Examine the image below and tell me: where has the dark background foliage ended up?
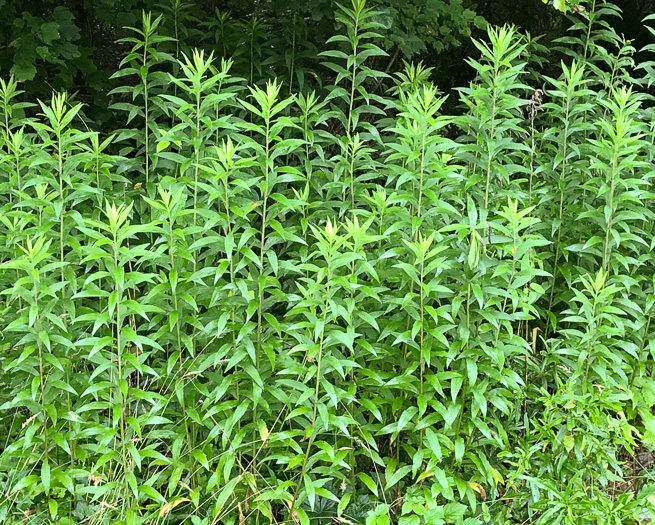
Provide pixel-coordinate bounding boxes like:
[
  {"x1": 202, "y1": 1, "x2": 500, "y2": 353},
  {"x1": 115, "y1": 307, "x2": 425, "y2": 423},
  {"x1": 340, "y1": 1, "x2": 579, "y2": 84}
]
[
  {"x1": 2, "y1": 0, "x2": 650, "y2": 124},
  {"x1": 0, "y1": 1, "x2": 557, "y2": 119},
  {"x1": 6, "y1": 0, "x2": 653, "y2": 129}
]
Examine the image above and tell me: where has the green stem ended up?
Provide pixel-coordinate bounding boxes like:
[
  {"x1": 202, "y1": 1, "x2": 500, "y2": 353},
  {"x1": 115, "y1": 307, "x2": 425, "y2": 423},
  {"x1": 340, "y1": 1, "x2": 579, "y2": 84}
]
[
  {"x1": 33, "y1": 286, "x2": 48, "y2": 459},
  {"x1": 113, "y1": 236, "x2": 130, "y2": 505},
  {"x1": 602, "y1": 155, "x2": 617, "y2": 271},
  {"x1": 143, "y1": 45, "x2": 150, "y2": 184},
  {"x1": 545, "y1": 101, "x2": 571, "y2": 337},
  {"x1": 253, "y1": 118, "x2": 271, "y2": 474},
  {"x1": 346, "y1": 15, "x2": 359, "y2": 137},
  {"x1": 289, "y1": 259, "x2": 332, "y2": 514}
]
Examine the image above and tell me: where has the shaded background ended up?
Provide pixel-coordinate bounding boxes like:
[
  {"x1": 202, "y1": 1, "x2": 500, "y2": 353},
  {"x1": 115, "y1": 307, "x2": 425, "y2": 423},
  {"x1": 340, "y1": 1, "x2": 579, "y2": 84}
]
[{"x1": 1, "y1": 0, "x2": 651, "y2": 125}]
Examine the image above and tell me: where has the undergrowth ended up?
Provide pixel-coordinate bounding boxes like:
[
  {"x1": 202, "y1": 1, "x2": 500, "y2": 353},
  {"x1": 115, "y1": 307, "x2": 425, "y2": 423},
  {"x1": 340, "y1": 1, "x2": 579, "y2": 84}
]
[{"x1": 1, "y1": 1, "x2": 655, "y2": 524}]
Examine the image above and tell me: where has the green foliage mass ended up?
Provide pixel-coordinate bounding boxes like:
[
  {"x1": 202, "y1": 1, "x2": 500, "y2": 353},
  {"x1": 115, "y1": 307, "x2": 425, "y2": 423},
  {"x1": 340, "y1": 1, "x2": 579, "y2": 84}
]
[
  {"x1": 0, "y1": 0, "x2": 486, "y2": 126},
  {"x1": 1, "y1": 1, "x2": 655, "y2": 524}
]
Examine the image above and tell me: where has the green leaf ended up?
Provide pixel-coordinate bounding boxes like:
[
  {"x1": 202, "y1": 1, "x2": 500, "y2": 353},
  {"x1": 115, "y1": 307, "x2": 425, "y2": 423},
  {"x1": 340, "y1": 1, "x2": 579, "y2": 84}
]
[
  {"x1": 193, "y1": 449, "x2": 209, "y2": 470},
  {"x1": 215, "y1": 476, "x2": 240, "y2": 516},
  {"x1": 455, "y1": 438, "x2": 465, "y2": 463},
  {"x1": 425, "y1": 428, "x2": 443, "y2": 461},
  {"x1": 385, "y1": 465, "x2": 412, "y2": 490},
  {"x1": 11, "y1": 62, "x2": 37, "y2": 81},
  {"x1": 41, "y1": 460, "x2": 51, "y2": 493},
  {"x1": 139, "y1": 484, "x2": 166, "y2": 504},
  {"x1": 358, "y1": 472, "x2": 379, "y2": 497}
]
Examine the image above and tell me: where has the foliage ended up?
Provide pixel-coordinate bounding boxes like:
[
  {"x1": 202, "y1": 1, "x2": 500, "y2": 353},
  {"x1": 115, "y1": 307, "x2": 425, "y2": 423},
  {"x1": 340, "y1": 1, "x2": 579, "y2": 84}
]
[
  {"x1": 0, "y1": 1, "x2": 655, "y2": 524},
  {"x1": 0, "y1": 0, "x2": 488, "y2": 126}
]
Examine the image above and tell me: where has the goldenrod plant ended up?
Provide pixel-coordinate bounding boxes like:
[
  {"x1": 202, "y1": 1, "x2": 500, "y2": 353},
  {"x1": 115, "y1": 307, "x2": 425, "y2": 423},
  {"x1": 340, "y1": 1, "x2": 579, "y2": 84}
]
[{"x1": 0, "y1": 1, "x2": 655, "y2": 525}]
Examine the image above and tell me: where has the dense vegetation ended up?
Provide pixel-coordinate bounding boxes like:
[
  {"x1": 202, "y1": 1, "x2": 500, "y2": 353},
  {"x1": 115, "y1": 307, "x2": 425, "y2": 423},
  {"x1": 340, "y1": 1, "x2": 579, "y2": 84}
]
[
  {"x1": 1, "y1": 0, "x2": 655, "y2": 524},
  {"x1": 0, "y1": 0, "x2": 589, "y2": 127}
]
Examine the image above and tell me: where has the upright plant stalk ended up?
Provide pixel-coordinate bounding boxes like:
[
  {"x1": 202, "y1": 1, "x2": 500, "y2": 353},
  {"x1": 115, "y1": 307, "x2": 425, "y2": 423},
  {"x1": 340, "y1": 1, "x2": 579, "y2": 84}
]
[
  {"x1": 544, "y1": 61, "x2": 589, "y2": 334},
  {"x1": 240, "y1": 79, "x2": 294, "y2": 476},
  {"x1": 32, "y1": 94, "x2": 83, "y2": 304},
  {"x1": 320, "y1": 0, "x2": 387, "y2": 138},
  {"x1": 457, "y1": 25, "x2": 527, "y2": 211},
  {"x1": 288, "y1": 219, "x2": 343, "y2": 517},
  {"x1": 111, "y1": 12, "x2": 173, "y2": 185}
]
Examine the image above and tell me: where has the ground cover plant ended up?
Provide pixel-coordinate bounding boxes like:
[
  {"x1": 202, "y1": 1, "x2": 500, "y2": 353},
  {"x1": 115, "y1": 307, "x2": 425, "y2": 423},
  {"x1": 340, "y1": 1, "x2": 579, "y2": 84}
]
[{"x1": 1, "y1": 1, "x2": 655, "y2": 524}]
